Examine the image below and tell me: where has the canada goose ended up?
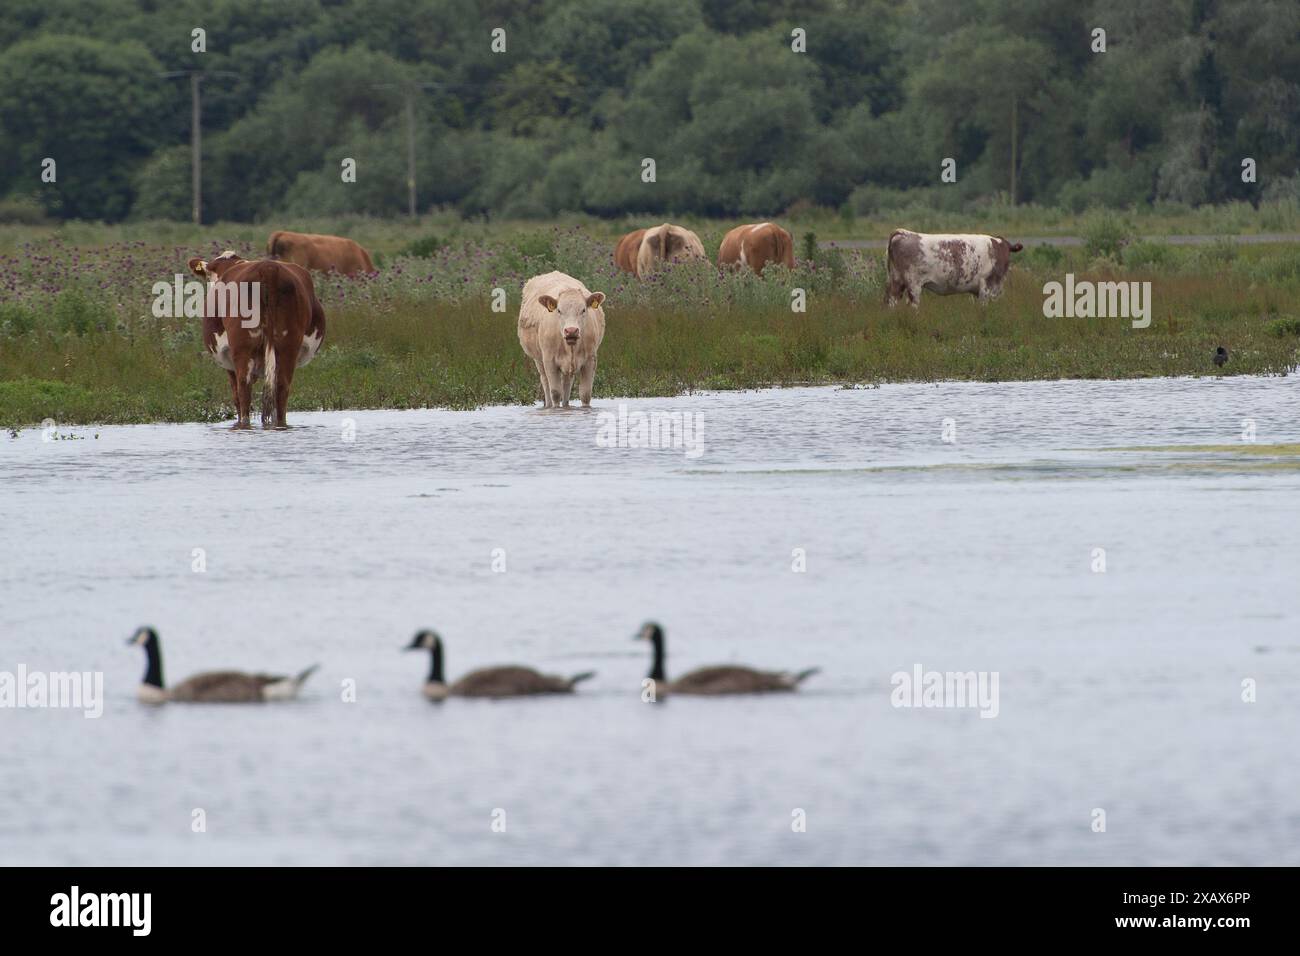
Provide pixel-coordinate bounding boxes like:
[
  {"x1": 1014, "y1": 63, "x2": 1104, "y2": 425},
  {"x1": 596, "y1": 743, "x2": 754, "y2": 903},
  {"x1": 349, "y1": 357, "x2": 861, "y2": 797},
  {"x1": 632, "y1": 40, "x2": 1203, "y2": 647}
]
[
  {"x1": 635, "y1": 621, "x2": 818, "y2": 696},
  {"x1": 404, "y1": 630, "x2": 595, "y2": 700},
  {"x1": 1214, "y1": 346, "x2": 1229, "y2": 368},
  {"x1": 127, "y1": 626, "x2": 318, "y2": 704}
]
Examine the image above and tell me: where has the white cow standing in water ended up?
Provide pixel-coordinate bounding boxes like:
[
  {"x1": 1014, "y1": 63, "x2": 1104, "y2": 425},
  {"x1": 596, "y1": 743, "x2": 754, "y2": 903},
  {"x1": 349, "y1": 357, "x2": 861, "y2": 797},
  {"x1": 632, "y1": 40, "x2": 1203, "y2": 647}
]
[{"x1": 517, "y1": 271, "x2": 607, "y2": 408}]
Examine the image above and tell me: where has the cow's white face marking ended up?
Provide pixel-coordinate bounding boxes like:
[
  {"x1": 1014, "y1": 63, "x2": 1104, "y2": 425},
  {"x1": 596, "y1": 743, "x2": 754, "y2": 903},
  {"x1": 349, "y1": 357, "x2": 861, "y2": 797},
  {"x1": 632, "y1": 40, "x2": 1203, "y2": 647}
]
[
  {"x1": 297, "y1": 329, "x2": 322, "y2": 367},
  {"x1": 207, "y1": 330, "x2": 235, "y2": 370}
]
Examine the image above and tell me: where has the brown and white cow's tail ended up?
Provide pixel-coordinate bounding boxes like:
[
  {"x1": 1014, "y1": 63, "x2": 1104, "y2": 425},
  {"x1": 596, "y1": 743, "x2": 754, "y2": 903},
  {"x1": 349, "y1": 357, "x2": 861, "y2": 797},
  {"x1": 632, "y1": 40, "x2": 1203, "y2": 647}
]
[
  {"x1": 261, "y1": 338, "x2": 278, "y2": 425},
  {"x1": 257, "y1": 263, "x2": 289, "y2": 425}
]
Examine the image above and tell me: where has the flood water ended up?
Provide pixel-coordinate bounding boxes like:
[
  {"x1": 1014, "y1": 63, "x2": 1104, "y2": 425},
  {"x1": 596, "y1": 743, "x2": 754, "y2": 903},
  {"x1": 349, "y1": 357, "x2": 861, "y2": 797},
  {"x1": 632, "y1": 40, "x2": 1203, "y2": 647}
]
[{"x1": 2, "y1": 376, "x2": 1298, "y2": 865}]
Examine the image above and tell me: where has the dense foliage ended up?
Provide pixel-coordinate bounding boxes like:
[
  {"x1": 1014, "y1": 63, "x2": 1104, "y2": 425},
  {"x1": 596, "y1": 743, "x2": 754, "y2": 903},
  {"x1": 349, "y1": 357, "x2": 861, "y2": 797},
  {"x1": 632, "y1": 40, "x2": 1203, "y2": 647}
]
[{"x1": 1, "y1": 0, "x2": 1298, "y2": 223}]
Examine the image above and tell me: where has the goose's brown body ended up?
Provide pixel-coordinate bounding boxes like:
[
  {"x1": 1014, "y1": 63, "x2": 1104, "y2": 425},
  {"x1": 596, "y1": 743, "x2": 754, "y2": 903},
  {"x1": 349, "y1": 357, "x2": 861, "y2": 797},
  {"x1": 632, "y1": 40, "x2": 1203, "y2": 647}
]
[
  {"x1": 637, "y1": 622, "x2": 818, "y2": 697},
  {"x1": 128, "y1": 627, "x2": 317, "y2": 704},
  {"x1": 409, "y1": 631, "x2": 595, "y2": 700}
]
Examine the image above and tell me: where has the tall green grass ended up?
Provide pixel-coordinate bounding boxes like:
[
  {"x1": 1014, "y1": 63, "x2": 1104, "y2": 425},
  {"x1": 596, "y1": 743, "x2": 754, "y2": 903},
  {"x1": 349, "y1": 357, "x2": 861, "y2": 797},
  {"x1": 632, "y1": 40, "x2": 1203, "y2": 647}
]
[{"x1": 3, "y1": 265, "x2": 1297, "y2": 427}]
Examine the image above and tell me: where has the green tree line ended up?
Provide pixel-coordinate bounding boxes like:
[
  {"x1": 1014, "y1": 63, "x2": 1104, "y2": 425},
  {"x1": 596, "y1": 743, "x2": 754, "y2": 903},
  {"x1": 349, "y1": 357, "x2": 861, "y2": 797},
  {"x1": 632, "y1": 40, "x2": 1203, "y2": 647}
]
[{"x1": 1, "y1": 0, "x2": 1297, "y2": 223}]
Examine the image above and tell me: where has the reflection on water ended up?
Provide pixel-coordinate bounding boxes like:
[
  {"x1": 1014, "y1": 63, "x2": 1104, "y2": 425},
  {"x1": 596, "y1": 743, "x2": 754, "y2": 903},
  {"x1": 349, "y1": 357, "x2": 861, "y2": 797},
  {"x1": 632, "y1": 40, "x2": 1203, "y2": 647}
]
[{"x1": 2, "y1": 376, "x2": 1298, "y2": 865}]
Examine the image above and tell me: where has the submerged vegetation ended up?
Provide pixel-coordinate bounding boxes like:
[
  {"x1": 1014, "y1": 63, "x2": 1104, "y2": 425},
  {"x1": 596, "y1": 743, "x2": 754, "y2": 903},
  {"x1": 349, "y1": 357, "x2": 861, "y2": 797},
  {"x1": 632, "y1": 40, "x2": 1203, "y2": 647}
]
[{"x1": 1, "y1": 220, "x2": 1298, "y2": 426}]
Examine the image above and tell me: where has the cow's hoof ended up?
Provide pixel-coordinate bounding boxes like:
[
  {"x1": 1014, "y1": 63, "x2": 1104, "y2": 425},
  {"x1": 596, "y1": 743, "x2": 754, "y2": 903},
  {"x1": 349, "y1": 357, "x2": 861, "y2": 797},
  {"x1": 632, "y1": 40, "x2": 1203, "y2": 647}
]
[{"x1": 232, "y1": 422, "x2": 252, "y2": 430}]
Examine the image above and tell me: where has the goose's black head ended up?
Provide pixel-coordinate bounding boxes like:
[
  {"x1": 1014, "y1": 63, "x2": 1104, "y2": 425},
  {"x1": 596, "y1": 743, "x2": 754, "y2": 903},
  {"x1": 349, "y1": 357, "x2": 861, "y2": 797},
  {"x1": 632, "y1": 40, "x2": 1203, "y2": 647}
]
[
  {"x1": 405, "y1": 629, "x2": 442, "y2": 652},
  {"x1": 129, "y1": 626, "x2": 163, "y2": 688},
  {"x1": 636, "y1": 621, "x2": 666, "y2": 681},
  {"x1": 127, "y1": 626, "x2": 159, "y2": 648}
]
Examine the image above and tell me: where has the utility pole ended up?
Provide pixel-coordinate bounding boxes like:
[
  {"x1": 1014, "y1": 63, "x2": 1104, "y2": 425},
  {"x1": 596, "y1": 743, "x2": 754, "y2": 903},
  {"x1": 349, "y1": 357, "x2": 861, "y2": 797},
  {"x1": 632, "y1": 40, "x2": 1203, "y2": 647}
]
[
  {"x1": 405, "y1": 90, "x2": 417, "y2": 218},
  {"x1": 1010, "y1": 93, "x2": 1018, "y2": 207},
  {"x1": 190, "y1": 73, "x2": 201, "y2": 224},
  {"x1": 373, "y1": 82, "x2": 440, "y2": 218},
  {"x1": 159, "y1": 70, "x2": 238, "y2": 224}
]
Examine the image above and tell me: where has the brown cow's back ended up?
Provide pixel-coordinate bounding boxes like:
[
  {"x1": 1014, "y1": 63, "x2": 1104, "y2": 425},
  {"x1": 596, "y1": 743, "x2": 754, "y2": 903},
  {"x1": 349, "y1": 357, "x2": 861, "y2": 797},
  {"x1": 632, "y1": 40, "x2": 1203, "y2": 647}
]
[
  {"x1": 718, "y1": 222, "x2": 794, "y2": 276},
  {"x1": 614, "y1": 229, "x2": 647, "y2": 274},
  {"x1": 267, "y1": 230, "x2": 374, "y2": 276}
]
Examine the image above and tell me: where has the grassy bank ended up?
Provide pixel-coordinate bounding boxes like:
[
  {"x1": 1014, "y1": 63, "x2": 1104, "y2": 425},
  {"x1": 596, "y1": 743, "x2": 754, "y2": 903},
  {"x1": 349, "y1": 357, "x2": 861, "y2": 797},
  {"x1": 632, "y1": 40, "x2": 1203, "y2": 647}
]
[
  {"x1": 2, "y1": 225, "x2": 1298, "y2": 427},
  {"x1": 3, "y1": 198, "x2": 1300, "y2": 259}
]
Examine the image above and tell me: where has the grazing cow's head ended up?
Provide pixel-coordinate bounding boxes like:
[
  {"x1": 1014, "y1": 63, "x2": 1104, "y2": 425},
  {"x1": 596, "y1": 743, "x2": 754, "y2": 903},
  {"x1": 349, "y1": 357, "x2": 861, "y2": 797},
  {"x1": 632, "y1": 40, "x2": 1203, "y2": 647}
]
[
  {"x1": 989, "y1": 237, "x2": 1023, "y2": 277},
  {"x1": 538, "y1": 289, "x2": 605, "y2": 346},
  {"x1": 188, "y1": 250, "x2": 244, "y2": 282}
]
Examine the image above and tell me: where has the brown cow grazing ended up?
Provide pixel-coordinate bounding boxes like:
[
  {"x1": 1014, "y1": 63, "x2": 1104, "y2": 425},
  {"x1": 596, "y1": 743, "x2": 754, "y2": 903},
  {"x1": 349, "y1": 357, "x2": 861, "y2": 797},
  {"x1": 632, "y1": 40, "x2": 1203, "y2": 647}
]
[
  {"x1": 266, "y1": 230, "x2": 375, "y2": 276},
  {"x1": 614, "y1": 223, "x2": 707, "y2": 277},
  {"x1": 187, "y1": 251, "x2": 326, "y2": 429},
  {"x1": 886, "y1": 229, "x2": 1023, "y2": 307},
  {"x1": 717, "y1": 222, "x2": 795, "y2": 276}
]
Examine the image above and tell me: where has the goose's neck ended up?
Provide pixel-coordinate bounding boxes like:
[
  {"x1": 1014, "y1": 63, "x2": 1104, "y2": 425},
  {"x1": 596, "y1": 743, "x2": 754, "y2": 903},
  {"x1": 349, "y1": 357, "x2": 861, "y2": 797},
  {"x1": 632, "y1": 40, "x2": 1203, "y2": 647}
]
[
  {"x1": 428, "y1": 642, "x2": 445, "y2": 684},
  {"x1": 648, "y1": 632, "x2": 666, "y2": 682},
  {"x1": 142, "y1": 637, "x2": 164, "y2": 689}
]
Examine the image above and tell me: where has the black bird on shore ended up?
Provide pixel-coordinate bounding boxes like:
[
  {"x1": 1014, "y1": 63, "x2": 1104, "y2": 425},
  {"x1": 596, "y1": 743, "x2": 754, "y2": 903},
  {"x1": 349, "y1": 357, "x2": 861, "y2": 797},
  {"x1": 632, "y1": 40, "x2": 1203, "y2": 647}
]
[{"x1": 1213, "y1": 346, "x2": 1229, "y2": 368}]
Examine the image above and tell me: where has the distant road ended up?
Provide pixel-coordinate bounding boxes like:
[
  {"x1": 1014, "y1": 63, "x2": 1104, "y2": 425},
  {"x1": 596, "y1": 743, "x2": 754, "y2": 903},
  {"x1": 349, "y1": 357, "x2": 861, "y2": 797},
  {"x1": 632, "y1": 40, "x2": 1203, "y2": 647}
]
[{"x1": 821, "y1": 232, "x2": 1300, "y2": 250}]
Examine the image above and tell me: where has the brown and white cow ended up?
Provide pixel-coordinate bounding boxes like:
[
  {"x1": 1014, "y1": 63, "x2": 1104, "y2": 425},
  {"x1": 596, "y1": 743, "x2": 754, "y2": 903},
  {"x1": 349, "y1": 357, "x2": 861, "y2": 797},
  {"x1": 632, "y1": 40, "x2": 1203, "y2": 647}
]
[
  {"x1": 187, "y1": 251, "x2": 326, "y2": 428},
  {"x1": 517, "y1": 271, "x2": 606, "y2": 409},
  {"x1": 266, "y1": 230, "x2": 375, "y2": 276},
  {"x1": 886, "y1": 229, "x2": 1023, "y2": 307},
  {"x1": 717, "y1": 222, "x2": 795, "y2": 276},
  {"x1": 614, "y1": 223, "x2": 707, "y2": 278}
]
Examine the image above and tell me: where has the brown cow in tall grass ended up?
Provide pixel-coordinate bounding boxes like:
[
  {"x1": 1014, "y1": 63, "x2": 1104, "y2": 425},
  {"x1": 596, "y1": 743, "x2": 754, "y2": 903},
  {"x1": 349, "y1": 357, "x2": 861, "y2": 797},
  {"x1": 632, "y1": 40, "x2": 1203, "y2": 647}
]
[
  {"x1": 717, "y1": 222, "x2": 795, "y2": 276},
  {"x1": 614, "y1": 223, "x2": 707, "y2": 277},
  {"x1": 266, "y1": 230, "x2": 375, "y2": 275}
]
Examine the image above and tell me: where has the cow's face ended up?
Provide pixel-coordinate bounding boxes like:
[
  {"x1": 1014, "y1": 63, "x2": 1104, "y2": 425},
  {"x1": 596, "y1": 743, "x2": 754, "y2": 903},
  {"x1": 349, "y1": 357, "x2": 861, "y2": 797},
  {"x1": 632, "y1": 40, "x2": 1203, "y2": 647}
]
[
  {"x1": 188, "y1": 250, "x2": 243, "y2": 282},
  {"x1": 538, "y1": 290, "x2": 605, "y2": 346}
]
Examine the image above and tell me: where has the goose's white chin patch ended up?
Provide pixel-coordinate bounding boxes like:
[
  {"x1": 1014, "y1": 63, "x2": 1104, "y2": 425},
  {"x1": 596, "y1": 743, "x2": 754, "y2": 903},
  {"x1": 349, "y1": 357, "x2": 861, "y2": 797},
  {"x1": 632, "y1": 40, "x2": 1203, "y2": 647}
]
[
  {"x1": 423, "y1": 682, "x2": 449, "y2": 701},
  {"x1": 137, "y1": 684, "x2": 168, "y2": 705}
]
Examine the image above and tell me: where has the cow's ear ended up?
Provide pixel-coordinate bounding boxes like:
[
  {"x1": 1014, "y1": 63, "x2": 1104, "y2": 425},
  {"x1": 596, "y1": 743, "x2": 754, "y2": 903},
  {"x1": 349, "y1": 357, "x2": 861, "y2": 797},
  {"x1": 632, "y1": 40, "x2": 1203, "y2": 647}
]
[
  {"x1": 538, "y1": 295, "x2": 557, "y2": 313},
  {"x1": 586, "y1": 292, "x2": 605, "y2": 310},
  {"x1": 187, "y1": 257, "x2": 207, "y2": 277}
]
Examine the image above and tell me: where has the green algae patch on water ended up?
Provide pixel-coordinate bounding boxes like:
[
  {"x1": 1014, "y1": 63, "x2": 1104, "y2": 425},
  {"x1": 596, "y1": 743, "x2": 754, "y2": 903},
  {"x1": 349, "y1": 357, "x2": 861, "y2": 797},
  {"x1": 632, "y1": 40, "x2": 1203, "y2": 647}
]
[{"x1": 1100, "y1": 443, "x2": 1300, "y2": 455}]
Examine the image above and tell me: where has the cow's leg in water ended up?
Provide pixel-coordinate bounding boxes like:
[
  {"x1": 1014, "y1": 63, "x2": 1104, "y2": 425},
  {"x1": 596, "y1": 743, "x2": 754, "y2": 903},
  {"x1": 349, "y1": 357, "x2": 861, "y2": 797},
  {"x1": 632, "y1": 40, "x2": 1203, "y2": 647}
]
[
  {"x1": 579, "y1": 356, "x2": 597, "y2": 407},
  {"x1": 232, "y1": 357, "x2": 253, "y2": 428},
  {"x1": 273, "y1": 340, "x2": 298, "y2": 427},
  {"x1": 225, "y1": 369, "x2": 239, "y2": 421},
  {"x1": 543, "y1": 359, "x2": 563, "y2": 409},
  {"x1": 559, "y1": 368, "x2": 575, "y2": 408},
  {"x1": 532, "y1": 357, "x2": 550, "y2": 407}
]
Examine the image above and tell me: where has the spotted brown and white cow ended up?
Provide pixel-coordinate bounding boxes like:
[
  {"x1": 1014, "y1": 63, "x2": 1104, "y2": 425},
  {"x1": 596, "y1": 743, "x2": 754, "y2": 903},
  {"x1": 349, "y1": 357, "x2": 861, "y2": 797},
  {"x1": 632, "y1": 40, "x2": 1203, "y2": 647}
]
[
  {"x1": 186, "y1": 251, "x2": 326, "y2": 428},
  {"x1": 885, "y1": 229, "x2": 1024, "y2": 307},
  {"x1": 614, "y1": 223, "x2": 707, "y2": 278}
]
